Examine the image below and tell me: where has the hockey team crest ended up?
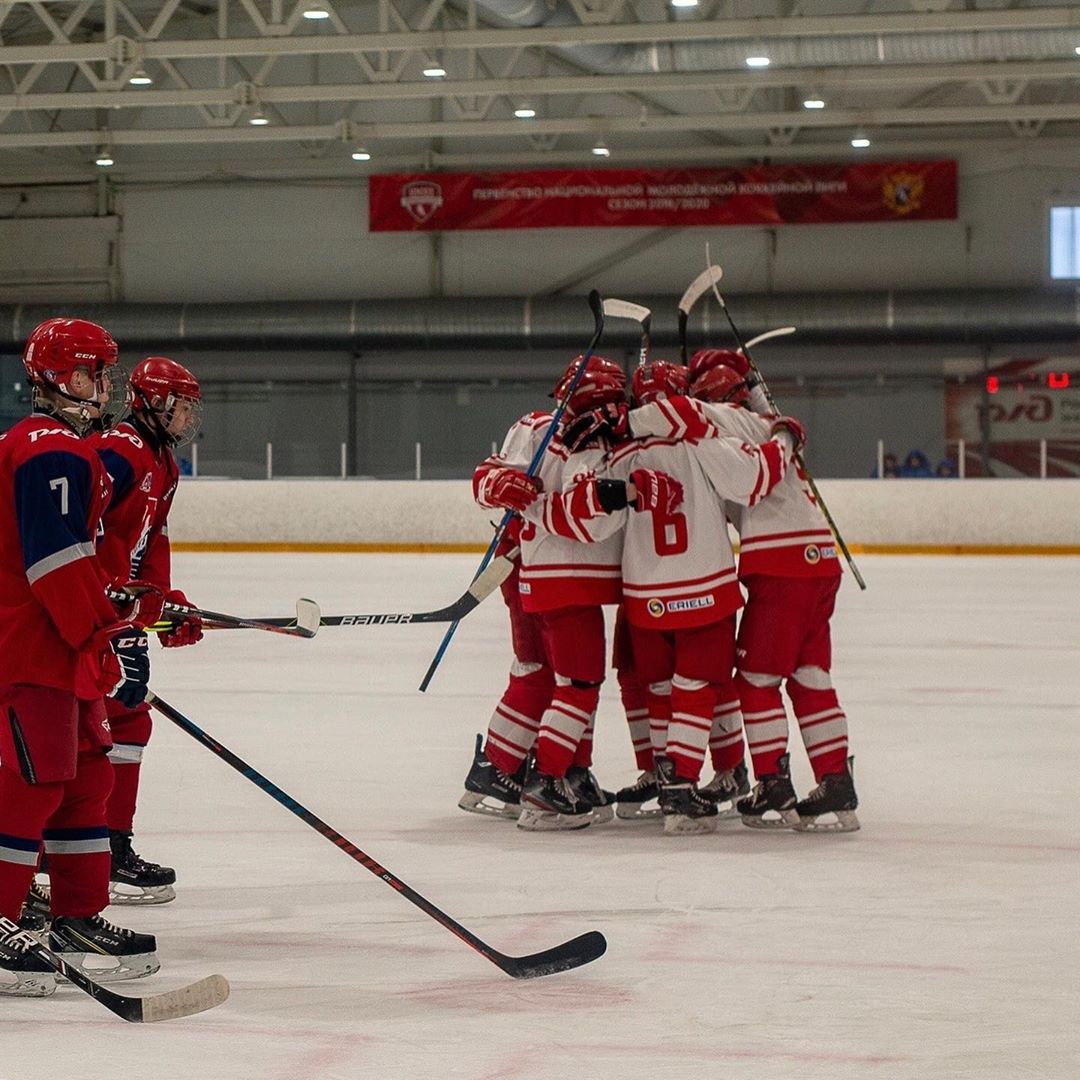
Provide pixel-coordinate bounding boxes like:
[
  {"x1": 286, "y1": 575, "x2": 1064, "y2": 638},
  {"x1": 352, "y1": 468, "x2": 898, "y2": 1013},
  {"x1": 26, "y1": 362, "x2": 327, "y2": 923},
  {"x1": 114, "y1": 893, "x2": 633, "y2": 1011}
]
[
  {"x1": 804, "y1": 544, "x2": 821, "y2": 565},
  {"x1": 647, "y1": 598, "x2": 665, "y2": 618},
  {"x1": 400, "y1": 180, "x2": 444, "y2": 224},
  {"x1": 140, "y1": 473, "x2": 152, "y2": 492},
  {"x1": 882, "y1": 171, "x2": 924, "y2": 216}
]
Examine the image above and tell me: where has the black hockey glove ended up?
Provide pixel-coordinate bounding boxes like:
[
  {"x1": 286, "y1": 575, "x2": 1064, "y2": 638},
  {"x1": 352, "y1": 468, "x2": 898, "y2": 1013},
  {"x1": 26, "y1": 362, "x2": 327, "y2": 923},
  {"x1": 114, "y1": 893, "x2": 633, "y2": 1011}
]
[{"x1": 104, "y1": 629, "x2": 151, "y2": 709}]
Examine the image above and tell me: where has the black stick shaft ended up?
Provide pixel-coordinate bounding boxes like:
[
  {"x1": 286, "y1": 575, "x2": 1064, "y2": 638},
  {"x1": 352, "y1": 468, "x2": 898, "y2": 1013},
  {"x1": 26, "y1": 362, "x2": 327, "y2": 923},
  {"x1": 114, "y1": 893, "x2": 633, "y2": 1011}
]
[{"x1": 148, "y1": 694, "x2": 597, "y2": 978}]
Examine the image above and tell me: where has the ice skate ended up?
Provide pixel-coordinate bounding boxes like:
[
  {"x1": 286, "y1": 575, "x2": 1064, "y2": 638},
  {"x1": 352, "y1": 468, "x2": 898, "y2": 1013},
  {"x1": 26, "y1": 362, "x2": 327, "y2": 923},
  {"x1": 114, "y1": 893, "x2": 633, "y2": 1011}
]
[
  {"x1": 18, "y1": 878, "x2": 52, "y2": 932},
  {"x1": 737, "y1": 754, "x2": 801, "y2": 829},
  {"x1": 614, "y1": 770, "x2": 662, "y2": 821},
  {"x1": 0, "y1": 929, "x2": 56, "y2": 997},
  {"x1": 109, "y1": 830, "x2": 177, "y2": 905},
  {"x1": 458, "y1": 734, "x2": 524, "y2": 821},
  {"x1": 49, "y1": 915, "x2": 159, "y2": 983},
  {"x1": 662, "y1": 782, "x2": 719, "y2": 835},
  {"x1": 794, "y1": 757, "x2": 860, "y2": 833},
  {"x1": 517, "y1": 756, "x2": 593, "y2": 831},
  {"x1": 566, "y1": 765, "x2": 616, "y2": 825},
  {"x1": 700, "y1": 762, "x2": 750, "y2": 819}
]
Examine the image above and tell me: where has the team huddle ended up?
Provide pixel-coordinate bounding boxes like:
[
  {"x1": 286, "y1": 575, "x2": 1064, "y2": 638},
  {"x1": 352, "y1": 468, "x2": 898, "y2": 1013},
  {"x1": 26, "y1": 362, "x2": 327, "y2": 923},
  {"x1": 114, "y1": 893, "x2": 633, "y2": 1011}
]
[
  {"x1": 460, "y1": 348, "x2": 860, "y2": 835},
  {"x1": 0, "y1": 318, "x2": 203, "y2": 997}
]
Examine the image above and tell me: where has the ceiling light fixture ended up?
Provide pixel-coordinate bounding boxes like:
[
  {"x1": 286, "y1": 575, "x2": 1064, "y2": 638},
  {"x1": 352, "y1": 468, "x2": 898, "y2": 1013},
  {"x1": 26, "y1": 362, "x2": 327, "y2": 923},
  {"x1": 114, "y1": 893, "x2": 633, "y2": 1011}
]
[
  {"x1": 802, "y1": 97, "x2": 825, "y2": 110},
  {"x1": 592, "y1": 141, "x2": 610, "y2": 158},
  {"x1": 745, "y1": 56, "x2": 771, "y2": 68},
  {"x1": 851, "y1": 135, "x2": 871, "y2": 148},
  {"x1": 128, "y1": 68, "x2": 152, "y2": 86},
  {"x1": 302, "y1": 8, "x2": 331, "y2": 18},
  {"x1": 351, "y1": 148, "x2": 371, "y2": 161},
  {"x1": 670, "y1": 0, "x2": 699, "y2": 7},
  {"x1": 423, "y1": 65, "x2": 447, "y2": 78},
  {"x1": 249, "y1": 110, "x2": 269, "y2": 126},
  {"x1": 94, "y1": 150, "x2": 114, "y2": 167},
  {"x1": 514, "y1": 105, "x2": 537, "y2": 119}
]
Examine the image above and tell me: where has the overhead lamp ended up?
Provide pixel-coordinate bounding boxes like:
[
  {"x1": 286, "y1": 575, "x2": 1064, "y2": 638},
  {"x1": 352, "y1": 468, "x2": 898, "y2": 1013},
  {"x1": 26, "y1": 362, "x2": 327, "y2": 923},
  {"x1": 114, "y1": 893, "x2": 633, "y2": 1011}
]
[
  {"x1": 514, "y1": 105, "x2": 536, "y2": 119},
  {"x1": 302, "y1": 8, "x2": 331, "y2": 18},
  {"x1": 851, "y1": 134, "x2": 870, "y2": 148},
  {"x1": 802, "y1": 97, "x2": 826, "y2": 110},
  {"x1": 591, "y1": 141, "x2": 610, "y2": 158},
  {"x1": 128, "y1": 68, "x2": 152, "y2": 86},
  {"x1": 422, "y1": 65, "x2": 447, "y2": 78},
  {"x1": 1075, "y1": 45, "x2": 1080, "y2": 55},
  {"x1": 94, "y1": 150, "x2": 114, "y2": 167},
  {"x1": 351, "y1": 147, "x2": 371, "y2": 161},
  {"x1": 249, "y1": 110, "x2": 269, "y2": 126},
  {"x1": 745, "y1": 56, "x2": 771, "y2": 68},
  {"x1": 670, "y1": 0, "x2": 699, "y2": 7}
]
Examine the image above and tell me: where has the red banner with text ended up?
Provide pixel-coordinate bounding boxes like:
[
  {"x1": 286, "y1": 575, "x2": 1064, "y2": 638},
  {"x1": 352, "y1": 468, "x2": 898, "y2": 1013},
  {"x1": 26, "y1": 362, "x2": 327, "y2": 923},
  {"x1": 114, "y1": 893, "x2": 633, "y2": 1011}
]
[{"x1": 369, "y1": 162, "x2": 956, "y2": 232}]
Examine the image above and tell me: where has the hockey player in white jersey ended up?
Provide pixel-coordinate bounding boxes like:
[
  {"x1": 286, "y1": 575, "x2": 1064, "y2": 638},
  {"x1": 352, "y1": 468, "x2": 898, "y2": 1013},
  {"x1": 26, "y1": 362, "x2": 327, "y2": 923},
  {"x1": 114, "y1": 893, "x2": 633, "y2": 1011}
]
[
  {"x1": 688, "y1": 348, "x2": 859, "y2": 832},
  {"x1": 529, "y1": 360, "x2": 802, "y2": 833},
  {"x1": 479, "y1": 355, "x2": 638, "y2": 830}
]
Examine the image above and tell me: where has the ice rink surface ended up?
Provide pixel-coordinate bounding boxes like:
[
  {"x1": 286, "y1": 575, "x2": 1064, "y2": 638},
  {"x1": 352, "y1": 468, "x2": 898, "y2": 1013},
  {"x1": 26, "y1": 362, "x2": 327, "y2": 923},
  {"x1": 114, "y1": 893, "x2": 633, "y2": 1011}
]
[{"x1": 3, "y1": 553, "x2": 1077, "y2": 1080}]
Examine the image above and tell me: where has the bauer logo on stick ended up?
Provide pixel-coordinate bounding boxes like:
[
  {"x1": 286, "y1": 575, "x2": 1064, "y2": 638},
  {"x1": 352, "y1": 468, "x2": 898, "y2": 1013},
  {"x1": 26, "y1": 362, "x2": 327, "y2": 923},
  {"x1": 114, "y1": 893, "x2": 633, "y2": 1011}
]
[
  {"x1": 400, "y1": 181, "x2": 444, "y2": 224},
  {"x1": 340, "y1": 613, "x2": 414, "y2": 625}
]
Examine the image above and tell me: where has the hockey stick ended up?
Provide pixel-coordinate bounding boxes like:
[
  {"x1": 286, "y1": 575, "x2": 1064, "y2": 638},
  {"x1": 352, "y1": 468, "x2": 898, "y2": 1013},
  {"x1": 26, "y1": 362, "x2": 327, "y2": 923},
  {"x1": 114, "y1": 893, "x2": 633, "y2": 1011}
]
[
  {"x1": 743, "y1": 326, "x2": 797, "y2": 350},
  {"x1": 678, "y1": 264, "x2": 725, "y2": 364},
  {"x1": 141, "y1": 596, "x2": 321, "y2": 639},
  {"x1": 704, "y1": 243, "x2": 866, "y2": 590},
  {"x1": 603, "y1": 297, "x2": 652, "y2": 367},
  {"x1": 0, "y1": 915, "x2": 229, "y2": 1023},
  {"x1": 148, "y1": 694, "x2": 607, "y2": 979},
  {"x1": 192, "y1": 552, "x2": 516, "y2": 630},
  {"x1": 417, "y1": 289, "x2": 606, "y2": 692}
]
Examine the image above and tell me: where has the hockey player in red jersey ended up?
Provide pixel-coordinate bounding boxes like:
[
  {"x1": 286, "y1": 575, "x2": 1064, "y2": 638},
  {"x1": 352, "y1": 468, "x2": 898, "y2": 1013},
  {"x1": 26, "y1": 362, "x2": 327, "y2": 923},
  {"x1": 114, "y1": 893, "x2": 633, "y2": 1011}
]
[
  {"x1": 689, "y1": 348, "x2": 859, "y2": 832},
  {"x1": 93, "y1": 356, "x2": 203, "y2": 902},
  {"x1": 0, "y1": 318, "x2": 167, "y2": 997},
  {"x1": 481, "y1": 355, "x2": 645, "y2": 830},
  {"x1": 460, "y1": 411, "x2": 554, "y2": 819},
  {"x1": 551, "y1": 360, "x2": 801, "y2": 832}
]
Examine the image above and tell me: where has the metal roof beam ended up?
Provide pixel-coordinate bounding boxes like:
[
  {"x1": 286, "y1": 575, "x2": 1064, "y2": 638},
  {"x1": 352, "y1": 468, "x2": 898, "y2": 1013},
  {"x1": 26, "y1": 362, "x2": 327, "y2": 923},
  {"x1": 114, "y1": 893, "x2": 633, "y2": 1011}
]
[
  {"x1": 1, "y1": 100, "x2": 1077, "y2": 148},
  {"x1": 2, "y1": 58, "x2": 1077, "y2": 114},
  {"x1": 1, "y1": 6, "x2": 1079, "y2": 63}
]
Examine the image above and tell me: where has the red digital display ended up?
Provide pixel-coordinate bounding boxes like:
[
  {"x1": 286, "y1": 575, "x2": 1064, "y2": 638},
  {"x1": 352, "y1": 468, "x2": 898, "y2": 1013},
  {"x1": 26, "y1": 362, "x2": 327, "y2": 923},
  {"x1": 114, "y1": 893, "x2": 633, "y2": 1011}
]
[{"x1": 985, "y1": 372, "x2": 1073, "y2": 393}]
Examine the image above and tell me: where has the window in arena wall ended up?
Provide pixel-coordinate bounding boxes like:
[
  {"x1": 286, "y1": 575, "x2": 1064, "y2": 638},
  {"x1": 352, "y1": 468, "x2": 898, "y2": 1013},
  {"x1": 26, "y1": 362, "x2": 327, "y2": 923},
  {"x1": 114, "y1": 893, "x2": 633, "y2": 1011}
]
[{"x1": 1049, "y1": 206, "x2": 1080, "y2": 280}]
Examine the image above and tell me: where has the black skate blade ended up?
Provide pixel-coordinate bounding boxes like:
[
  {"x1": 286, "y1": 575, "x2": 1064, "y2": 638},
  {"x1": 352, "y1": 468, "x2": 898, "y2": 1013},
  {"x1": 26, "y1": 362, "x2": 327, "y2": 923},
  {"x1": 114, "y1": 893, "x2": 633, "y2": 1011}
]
[{"x1": 493, "y1": 930, "x2": 607, "y2": 979}]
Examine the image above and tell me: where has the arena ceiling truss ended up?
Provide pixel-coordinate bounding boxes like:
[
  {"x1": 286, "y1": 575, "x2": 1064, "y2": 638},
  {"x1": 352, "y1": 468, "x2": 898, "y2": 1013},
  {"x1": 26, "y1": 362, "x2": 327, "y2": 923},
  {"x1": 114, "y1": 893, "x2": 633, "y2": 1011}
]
[{"x1": 0, "y1": 0, "x2": 1077, "y2": 181}]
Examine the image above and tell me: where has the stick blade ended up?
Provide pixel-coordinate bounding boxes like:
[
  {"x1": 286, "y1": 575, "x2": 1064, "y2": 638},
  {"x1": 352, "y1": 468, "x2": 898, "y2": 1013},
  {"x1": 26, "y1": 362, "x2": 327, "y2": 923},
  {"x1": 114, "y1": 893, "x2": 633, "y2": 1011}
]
[
  {"x1": 122, "y1": 974, "x2": 231, "y2": 1024},
  {"x1": 678, "y1": 264, "x2": 723, "y2": 314},
  {"x1": 467, "y1": 555, "x2": 514, "y2": 605},
  {"x1": 294, "y1": 599, "x2": 321, "y2": 637},
  {"x1": 498, "y1": 930, "x2": 607, "y2": 980},
  {"x1": 602, "y1": 298, "x2": 651, "y2": 323}
]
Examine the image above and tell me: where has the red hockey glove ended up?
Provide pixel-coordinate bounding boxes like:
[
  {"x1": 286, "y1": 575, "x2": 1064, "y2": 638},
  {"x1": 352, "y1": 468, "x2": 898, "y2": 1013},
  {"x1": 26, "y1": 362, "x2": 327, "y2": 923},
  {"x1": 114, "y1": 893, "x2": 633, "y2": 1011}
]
[
  {"x1": 486, "y1": 468, "x2": 542, "y2": 513},
  {"x1": 562, "y1": 401, "x2": 629, "y2": 452},
  {"x1": 629, "y1": 468, "x2": 684, "y2": 515},
  {"x1": 112, "y1": 580, "x2": 166, "y2": 629},
  {"x1": 158, "y1": 589, "x2": 203, "y2": 649},
  {"x1": 769, "y1": 415, "x2": 807, "y2": 455}
]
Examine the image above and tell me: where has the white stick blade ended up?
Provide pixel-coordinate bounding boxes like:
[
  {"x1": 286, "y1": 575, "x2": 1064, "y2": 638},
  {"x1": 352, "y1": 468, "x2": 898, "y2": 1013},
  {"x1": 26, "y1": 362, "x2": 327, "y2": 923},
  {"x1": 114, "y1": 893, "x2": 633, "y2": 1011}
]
[
  {"x1": 602, "y1": 298, "x2": 651, "y2": 323},
  {"x1": 468, "y1": 555, "x2": 515, "y2": 604},
  {"x1": 295, "y1": 599, "x2": 322, "y2": 637},
  {"x1": 742, "y1": 326, "x2": 797, "y2": 350},
  {"x1": 139, "y1": 974, "x2": 230, "y2": 1023},
  {"x1": 678, "y1": 264, "x2": 724, "y2": 314}
]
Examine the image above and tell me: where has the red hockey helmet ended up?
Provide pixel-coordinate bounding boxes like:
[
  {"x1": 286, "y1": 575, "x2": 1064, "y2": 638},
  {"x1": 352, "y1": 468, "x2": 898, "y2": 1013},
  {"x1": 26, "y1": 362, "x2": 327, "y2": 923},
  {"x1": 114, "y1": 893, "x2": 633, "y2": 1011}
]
[
  {"x1": 631, "y1": 360, "x2": 689, "y2": 406},
  {"x1": 552, "y1": 355, "x2": 626, "y2": 416},
  {"x1": 690, "y1": 364, "x2": 750, "y2": 408},
  {"x1": 688, "y1": 348, "x2": 747, "y2": 384},
  {"x1": 129, "y1": 356, "x2": 202, "y2": 446},
  {"x1": 22, "y1": 317, "x2": 118, "y2": 391}
]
